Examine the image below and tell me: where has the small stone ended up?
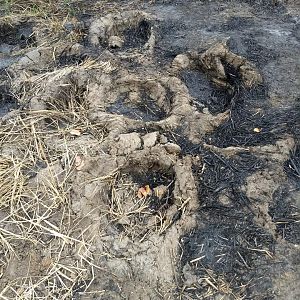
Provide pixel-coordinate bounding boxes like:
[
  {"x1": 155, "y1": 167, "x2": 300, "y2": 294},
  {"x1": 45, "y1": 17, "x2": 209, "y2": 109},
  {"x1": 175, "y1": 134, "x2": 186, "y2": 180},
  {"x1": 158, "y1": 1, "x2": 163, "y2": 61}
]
[
  {"x1": 219, "y1": 193, "x2": 232, "y2": 206},
  {"x1": 18, "y1": 49, "x2": 41, "y2": 67},
  {"x1": 69, "y1": 129, "x2": 81, "y2": 136},
  {"x1": 164, "y1": 142, "x2": 181, "y2": 154},
  {"x1": 143, "y1": 132, "x2": 159, "y2": 148},
  {"x1": 64, "y1": 22, "x2": 74, "y2": 32},
  {"x1": 172, "y1": 54, "x2": 191, "y2": 69},
  {"x1": 159, "y1": 134, "x2": 168, "y2": 144},
  {"x1": 108, "y1": 35, "x2": 124, "y2": 48},
  {"x1": 182, "y1": 263, "x2": 198, "y2": 286},
  {"x1": 203, "y1": 107, "x2": 209, "y2": 114},
  {"x1": 128, "y1": 91, "x2": 140, "y2": 103},
  {"x1": 112, "y1": 132, "x2": 141, "y2": 155},
  {"x1": 69, "y1": 43, "x2": 85, "y2": 56},
  {"x1": 75, "y1": 155, "x2": 85, "y2": 171}
]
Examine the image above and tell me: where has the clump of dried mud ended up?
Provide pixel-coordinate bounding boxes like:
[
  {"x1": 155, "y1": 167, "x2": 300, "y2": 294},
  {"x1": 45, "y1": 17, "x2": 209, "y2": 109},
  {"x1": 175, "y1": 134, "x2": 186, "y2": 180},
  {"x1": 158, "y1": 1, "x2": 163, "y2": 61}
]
[{"x1": 0, "y1": 0, "x2": 299, "y2": 299}]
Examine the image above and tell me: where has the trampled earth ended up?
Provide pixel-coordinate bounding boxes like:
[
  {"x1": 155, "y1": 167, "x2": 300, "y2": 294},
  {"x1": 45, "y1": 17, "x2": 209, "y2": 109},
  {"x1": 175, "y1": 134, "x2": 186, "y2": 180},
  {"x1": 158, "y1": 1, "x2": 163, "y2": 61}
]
[{"x1": 0, "y1": 0, "x2": 299, "y2": 299}]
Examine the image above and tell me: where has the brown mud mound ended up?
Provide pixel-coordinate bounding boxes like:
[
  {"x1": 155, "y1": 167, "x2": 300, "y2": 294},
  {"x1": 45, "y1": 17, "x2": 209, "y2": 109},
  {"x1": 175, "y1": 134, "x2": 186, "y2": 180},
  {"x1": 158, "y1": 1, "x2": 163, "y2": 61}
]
[
  {"x1": 88, "y1": 10, "x2": 155, "y2": 51},
  {"x1": 0, "y1": 0, "x2": 299, "y2": 299}
]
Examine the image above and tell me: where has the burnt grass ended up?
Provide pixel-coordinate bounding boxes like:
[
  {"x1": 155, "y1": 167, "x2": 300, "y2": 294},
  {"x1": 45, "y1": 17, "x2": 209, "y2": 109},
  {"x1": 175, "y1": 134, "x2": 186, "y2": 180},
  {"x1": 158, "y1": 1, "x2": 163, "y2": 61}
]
[
  {"x1": 206, "y1": 85, "x2": 300, "y2": 147},
  {"x1": 270, "y1": 147, "x2": 300, "y2": 244},
  {"x1": 270, "y1": 186, "x2": 300, "y2": 245},
  {"x1": 174, "y1": 80, "x2": 300, "y2": 298},
  {"x1": 168, "y1": 43, "x2": 300, "y2": 300},
  {"x1": 172, "y1": 137, "x2": 299, "y2": 298},
  {"x1": 180, "y1": 216, "x2": 276, "y2": 298},
  {"x1": 179, "y1": 150, "x2": 274, "y2": 298}
]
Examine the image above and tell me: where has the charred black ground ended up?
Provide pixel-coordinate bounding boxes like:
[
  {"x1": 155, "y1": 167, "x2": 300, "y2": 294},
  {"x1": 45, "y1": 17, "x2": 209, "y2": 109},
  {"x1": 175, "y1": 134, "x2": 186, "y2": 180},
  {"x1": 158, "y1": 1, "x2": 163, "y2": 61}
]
[
  {"x1": 179, "y1": 149, "x2": 276, "y2": 298},
  {"x1": 0, "y1": 73, "x2": 18, "y2": 117},
  {"x1": 270, "y1": 186, "x2": 300, "y2": 244},
  {"x1": 207, "y1": 88, "x2": 300, "y2": 147},
  {"x1": 0, "y1": 21, "x2": 35, "y2": 50},
  {"x1": 143, "y1": 0, "x2": 300, "y2": 298},
  {"x1": 181, "y1": 70, "x2": 233, "y2": 114},
  {"x1": 108, "y1": 91, "x2": 167, "y2": 122},
  {"x1": 123, "y1": 19, "x2": 152, "y2": 50},
  {"x1": 180, "y1": 217, "x2": 276, "y2": 298}
]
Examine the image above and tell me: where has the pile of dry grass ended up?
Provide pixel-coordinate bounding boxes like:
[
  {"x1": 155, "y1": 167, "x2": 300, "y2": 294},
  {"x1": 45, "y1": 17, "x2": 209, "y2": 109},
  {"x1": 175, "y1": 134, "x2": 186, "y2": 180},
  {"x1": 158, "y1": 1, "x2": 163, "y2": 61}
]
[{"x1": 0, "y1": 73, "x2": 109, "y2": 297}]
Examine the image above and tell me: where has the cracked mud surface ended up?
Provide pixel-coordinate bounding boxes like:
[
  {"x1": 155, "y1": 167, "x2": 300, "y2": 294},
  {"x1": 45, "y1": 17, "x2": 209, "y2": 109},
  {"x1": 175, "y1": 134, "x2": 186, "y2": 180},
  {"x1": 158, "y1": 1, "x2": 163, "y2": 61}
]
[{"x1": 0, "y1": 0, "x2": 299, "y2": 299}]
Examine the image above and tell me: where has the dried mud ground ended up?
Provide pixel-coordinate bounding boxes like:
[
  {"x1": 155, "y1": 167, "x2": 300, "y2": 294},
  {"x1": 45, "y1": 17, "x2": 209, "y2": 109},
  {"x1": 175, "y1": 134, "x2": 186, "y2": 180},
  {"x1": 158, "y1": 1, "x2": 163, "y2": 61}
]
[{"x1": 0, "y1": 0, "x2": 300, "y2": 299}]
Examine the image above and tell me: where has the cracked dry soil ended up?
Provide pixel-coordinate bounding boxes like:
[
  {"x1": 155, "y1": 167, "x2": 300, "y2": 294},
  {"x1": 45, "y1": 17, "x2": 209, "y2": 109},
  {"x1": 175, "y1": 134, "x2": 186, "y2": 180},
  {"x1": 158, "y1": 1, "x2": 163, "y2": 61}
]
[{"x1": 0, "y1": 0, "x2": 299, "y2": 299}]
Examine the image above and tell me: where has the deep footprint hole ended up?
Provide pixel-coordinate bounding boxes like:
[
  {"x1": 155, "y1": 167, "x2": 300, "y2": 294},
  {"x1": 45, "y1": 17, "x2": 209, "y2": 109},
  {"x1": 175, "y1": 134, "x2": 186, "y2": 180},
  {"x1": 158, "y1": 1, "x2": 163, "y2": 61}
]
[
  {"x1": 122, "y1": 19, "x2": 152, "y2": 49},
  {"x1": 107, "y1": 91, "x2": 167, "y2": 122},
  {"x1": 180, "y1": 55, "x2": 244, "y2": 115},
  {"x1": 181, "y1": 69, "x2": 233, "y2": 114},
  {"x1": 110, "y1": 169, "x2": 175, "y2": 237}
]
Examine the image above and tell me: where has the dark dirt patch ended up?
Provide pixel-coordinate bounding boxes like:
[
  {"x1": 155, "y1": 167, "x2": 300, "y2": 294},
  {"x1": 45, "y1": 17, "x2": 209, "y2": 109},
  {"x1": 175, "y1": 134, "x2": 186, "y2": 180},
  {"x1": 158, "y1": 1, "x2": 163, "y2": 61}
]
[
  {"x1": 0, "y1": 21, "x2": 35, "y2": 51},
  {"x1": 57, "y1": 53, "x2": 88, "y2": 67},
  {"x1": 107, "y1": 91, "x2": 167, "y2": 121},
  {"x1": 228, "y1": 36, "x2": 279, "y2": 66},
  {"x1": 0, "y1": 75, "x2": 18, "y2": 118},
  {"x1": 181, "y1": 70, "x2": 233, "y2": 114},
  {"x1": 154, "y1": 18, "x2": 189, "y2": 60},
  {"x1": 122, "y1": 19, "x2": 152, "y2": 50},
  {"x1": 242, "y1": 0, "x2": 287, "y2": 15},
  {"x1": 225, "y1": 16, "x2": 255, "y2": 30},
  {"x1": 293, "y1": 23, "x2": 300, "y2": 42},
  {"x1": 208, "y1": 16, "x2": 256, "y2": 33}
]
